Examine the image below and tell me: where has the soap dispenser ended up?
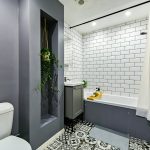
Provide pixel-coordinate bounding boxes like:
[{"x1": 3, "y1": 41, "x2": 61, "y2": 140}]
[{"x1": 93, "y1": 87, "x2": 103, "y2": 99}]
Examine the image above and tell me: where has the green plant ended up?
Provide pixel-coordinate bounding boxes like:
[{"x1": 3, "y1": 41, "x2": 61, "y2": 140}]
[
  {"x1": 40, "y1": 48, "x2": 58, "y2": 91},
  {"x1": 35, "y1": 17, "x2": 62, "y2": 93},
  {"x1": 83, "y1": 80, "x2": 88, "y2": 88}
]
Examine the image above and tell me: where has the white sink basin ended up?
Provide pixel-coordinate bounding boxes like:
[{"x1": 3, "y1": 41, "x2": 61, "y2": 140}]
[{"x1": 64, "y1": 81, "x2": 84, "y2": 86}]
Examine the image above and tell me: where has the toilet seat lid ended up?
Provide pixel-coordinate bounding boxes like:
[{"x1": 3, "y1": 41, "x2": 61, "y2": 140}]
[{"x1": 0, "y1": 136, "x2": 32, "y2": 150}]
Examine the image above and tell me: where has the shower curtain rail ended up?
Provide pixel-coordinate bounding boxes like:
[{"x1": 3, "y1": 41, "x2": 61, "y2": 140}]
[{"x1": 70, "y1": 0, "x2": 150, "y2": 29}]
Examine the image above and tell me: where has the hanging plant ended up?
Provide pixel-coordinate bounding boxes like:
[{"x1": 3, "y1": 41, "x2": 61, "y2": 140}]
[
  {"x1": 36, "y1": 17, "x2": 61, "y2": 93},
  {"x1": 41, "y1": 48, "x2": 58, "y2": 91}
]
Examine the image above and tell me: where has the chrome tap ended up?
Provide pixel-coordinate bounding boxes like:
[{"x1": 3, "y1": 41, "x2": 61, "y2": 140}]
[{"x1": 64, "y1": 77, "x2": 70, "y2": 82}]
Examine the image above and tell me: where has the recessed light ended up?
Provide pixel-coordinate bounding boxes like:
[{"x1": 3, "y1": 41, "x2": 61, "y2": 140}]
[
  {"x1": 125, "y1": 11, "x2": 131, "y2": 17},
  {"x1": 92, "y1": 22, "x2": 96, "y2": 26},
  {"x1": 78, "y1": 0, "x2": 84, "y2": 5}
]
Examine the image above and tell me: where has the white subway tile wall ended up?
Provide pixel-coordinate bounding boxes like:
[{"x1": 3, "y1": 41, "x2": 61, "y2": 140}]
[
  {"x1": 64, "y1": 18, "x2": 148, "y2": 97},
  {"x1": 64, "y1": 23, "x2": 83, "y2": 81},
  {"x1": 83, "y1": 18, "x2": 148, "y2": 97}
]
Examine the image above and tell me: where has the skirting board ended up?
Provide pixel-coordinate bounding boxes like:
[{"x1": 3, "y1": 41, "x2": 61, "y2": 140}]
[{"x1": 36, "y1": 128, "x2": 65, "y2": 150}]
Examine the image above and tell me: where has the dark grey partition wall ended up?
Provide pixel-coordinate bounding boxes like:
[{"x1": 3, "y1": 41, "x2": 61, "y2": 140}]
[{"x1": 19, "y1": 0, "x2": 64, "y2": 149}]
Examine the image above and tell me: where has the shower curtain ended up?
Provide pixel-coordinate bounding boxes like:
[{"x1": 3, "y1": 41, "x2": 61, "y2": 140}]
[{"x1": 136, "y1": 14, "x2": 150, "y2": 121}]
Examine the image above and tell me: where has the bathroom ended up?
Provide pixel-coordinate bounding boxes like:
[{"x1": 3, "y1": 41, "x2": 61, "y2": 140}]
[
  {"x1": 0, "y1": 0, "x2": 150, "y2": 150},
  {"x1": 63, "y1": 0, "x2": 150, "y2": 149}
]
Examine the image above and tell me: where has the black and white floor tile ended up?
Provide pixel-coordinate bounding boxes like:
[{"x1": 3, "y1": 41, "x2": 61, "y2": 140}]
[
  {"x1": 129, "y1": 137, "x2": 150, "y2": 150},
  {"x1": 46, "y1": 120, "x2": 150, "y2": 150}
]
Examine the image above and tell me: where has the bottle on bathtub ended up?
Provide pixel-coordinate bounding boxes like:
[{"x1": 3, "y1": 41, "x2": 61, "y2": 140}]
[{"x1": 94, "y1": 87, "x2": 103, "y2": 99}]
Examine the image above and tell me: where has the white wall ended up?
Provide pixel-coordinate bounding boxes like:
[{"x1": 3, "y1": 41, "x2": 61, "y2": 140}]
[
  {"x1": 83, "y1": 18, "x2": 147, "y2": 97},
  {"x1": 64, "y1": 23, "x2": 83, "y2": 81},
  {"x1": 64, "y1": 18, "x2": 148, "y2": 97}
]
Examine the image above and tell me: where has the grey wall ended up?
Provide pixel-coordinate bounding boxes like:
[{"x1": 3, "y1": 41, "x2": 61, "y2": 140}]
[
  {"x1": 19, "y1": 0, "x2": 64, "y2": 149},
  {"x1": 0, "y1": 0, "x2": 19, "y2": 134},
  {"x1": 0, "y1": 1, "x2": 64, "y2": 146}
]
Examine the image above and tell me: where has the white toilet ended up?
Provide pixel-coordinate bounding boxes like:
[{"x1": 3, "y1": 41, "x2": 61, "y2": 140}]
[{"x1": 0, "y1": 102, "x2": 32, "y2": 150}]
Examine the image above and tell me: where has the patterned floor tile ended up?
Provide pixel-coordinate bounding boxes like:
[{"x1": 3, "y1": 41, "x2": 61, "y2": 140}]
[
  {"x1": 46, "y1": 121, "x2": 150, "y2": 150},
  {"x1": 67, "y1": 137, "x2": 81, "y2": 149},
  {"x1": 84, "y1": 136, "x2": 97, "y2": 145},
  {"x1": 75, "y1": 130, "x2": 86, "y2": 140},
  {"x1": 78, "y1": 143, "x2": 93, "y2": 150},
  {"x1": 79, "y1": 124, "x2": 92, "y2": 133},
  {"x1": 95, "y1": 140, "x2": 120, "y2": 150},
  {"x1": 129, "y1": 137, "x2": 150, "y2": 150},
  {"x1": 47, "y1": 140, "x2": 62, "y2": 150}
]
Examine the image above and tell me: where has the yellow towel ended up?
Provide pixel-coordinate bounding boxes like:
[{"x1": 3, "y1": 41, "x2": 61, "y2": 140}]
[
  {"x1": 87, "y1": 92, "x2": 103, "y2": 100},
  {"x1": 87, "y1": 96, "x2": 95, "y2": 100}
]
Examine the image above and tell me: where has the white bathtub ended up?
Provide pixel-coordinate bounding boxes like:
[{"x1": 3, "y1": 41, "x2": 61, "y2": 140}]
[
  {"x1": 84, "y1": 92, "x2": 138, "y2": 110},
  {"x1": 84, "y1": 92, "x2": 150, "y2": 141}
]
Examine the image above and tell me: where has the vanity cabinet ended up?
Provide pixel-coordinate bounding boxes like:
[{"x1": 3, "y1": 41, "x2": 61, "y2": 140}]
[{"x1": 65, "y1": 85, "x2": 83, "y2": 119}]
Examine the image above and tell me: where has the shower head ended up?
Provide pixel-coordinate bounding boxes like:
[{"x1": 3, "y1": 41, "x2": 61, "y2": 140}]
[{"x1": 140, "y1": 32, "x2": 147, "y2": 35}]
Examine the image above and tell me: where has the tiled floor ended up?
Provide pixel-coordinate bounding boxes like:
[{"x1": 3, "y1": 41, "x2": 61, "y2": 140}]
[{"x1": 46, "y1": 120, "x2": 150, "y2": 150}]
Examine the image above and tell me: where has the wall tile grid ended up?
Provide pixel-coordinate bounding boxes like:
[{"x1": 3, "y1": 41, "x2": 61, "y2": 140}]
[
  {"x1": 83, "y1": 18, "x2": 148, "y2": 97},
  {"x1": 64, "y1": 23, "x2": 83, "y2": 81},
  {"x1": 64, "y1": 18, "x2": 148, "y2": 97}
]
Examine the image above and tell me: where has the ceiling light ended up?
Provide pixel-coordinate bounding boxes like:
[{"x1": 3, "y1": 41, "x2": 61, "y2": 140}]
[
  {"x1": 125, "y1": 11, "x2": 131, "y2": 17},
  {"x1": 92, "y1": 22, "x2": 96, "y2": 26},
  {"x1": 78, "y1": 0, "x2": 84, "y2": 5}
]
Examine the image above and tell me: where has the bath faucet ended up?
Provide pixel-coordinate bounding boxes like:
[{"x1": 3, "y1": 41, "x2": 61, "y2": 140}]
[
  {"x1": 96, "y1": 87, "x2": 100, "y2": 91},
  {"x1": 64, "y1": 77, "x2": 70, "y2": 82}
]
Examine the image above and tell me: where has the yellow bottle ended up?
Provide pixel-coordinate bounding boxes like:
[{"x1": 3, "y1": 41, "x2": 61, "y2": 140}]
[
  {"x1": 93, "y1": 88, "x2": 103, "y2": 99},
  {"x1": 87, "y1": 88, "x2": 103, "y2": 100}
]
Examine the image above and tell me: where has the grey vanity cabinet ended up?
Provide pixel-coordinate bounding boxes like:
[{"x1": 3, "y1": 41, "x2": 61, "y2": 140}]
[{"x1": 65, "y1": 85, "x2": 83, "y2": 119}]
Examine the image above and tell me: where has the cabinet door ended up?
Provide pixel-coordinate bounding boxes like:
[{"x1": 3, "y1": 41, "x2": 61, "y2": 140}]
[
  {"x1": 73, "y1": 86, "x2": 83, "y2": 119},
  {"x1": 65, "y1": 87, "x2": 73, "y2": 119}
]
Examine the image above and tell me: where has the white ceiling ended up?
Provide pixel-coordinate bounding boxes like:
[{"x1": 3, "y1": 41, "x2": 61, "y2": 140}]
[{"x1": 59, "y1": 0, "x2": 150, "y2": 34}]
